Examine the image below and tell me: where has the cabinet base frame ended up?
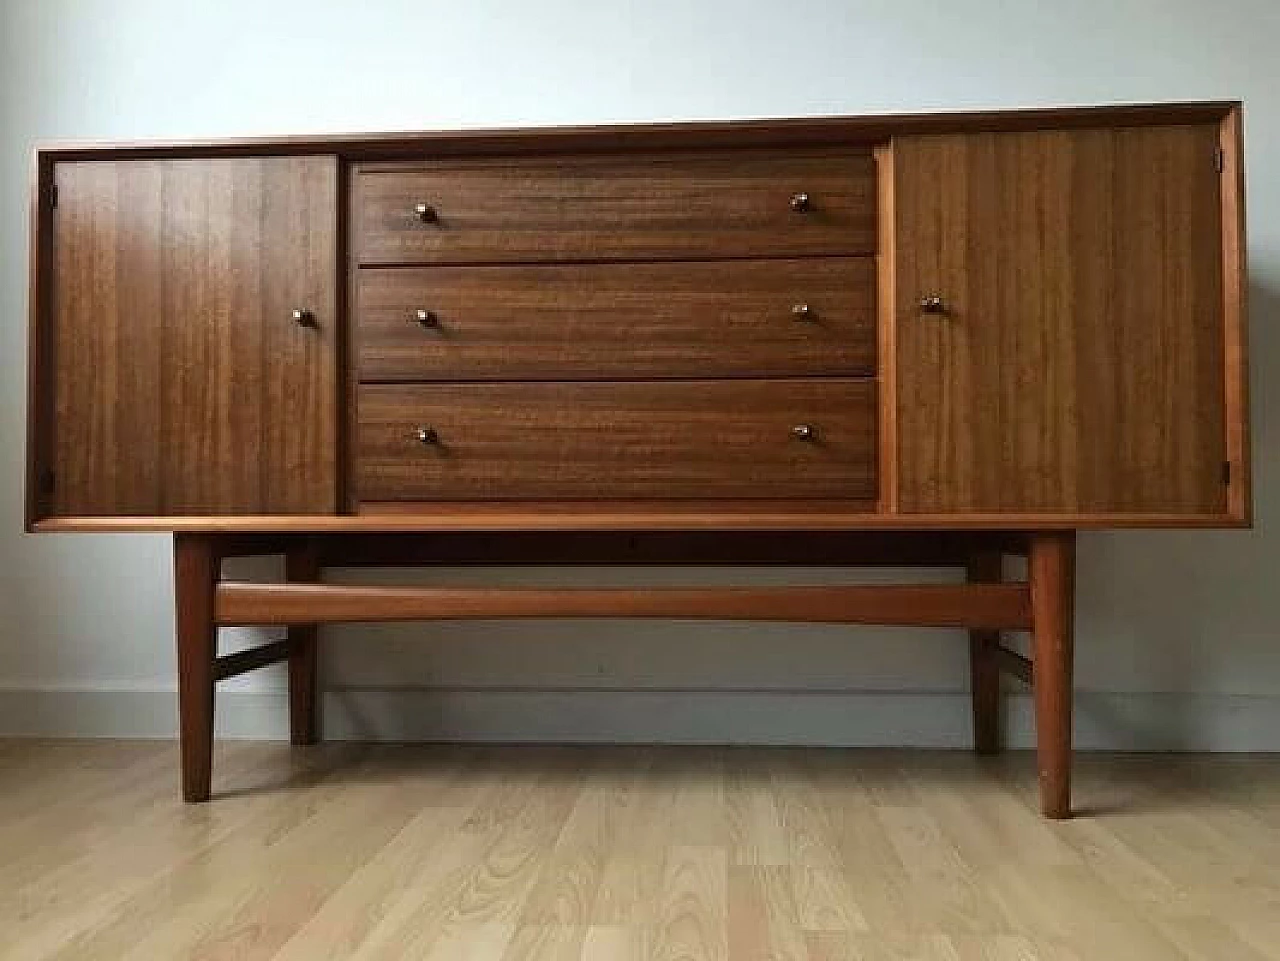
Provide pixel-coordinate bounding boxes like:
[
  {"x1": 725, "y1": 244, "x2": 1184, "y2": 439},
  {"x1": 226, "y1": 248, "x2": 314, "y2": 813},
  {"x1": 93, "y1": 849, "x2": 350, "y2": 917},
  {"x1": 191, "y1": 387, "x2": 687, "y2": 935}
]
[{"x1": 172, "y1": 529, "x2": 1076, "y2": 818}]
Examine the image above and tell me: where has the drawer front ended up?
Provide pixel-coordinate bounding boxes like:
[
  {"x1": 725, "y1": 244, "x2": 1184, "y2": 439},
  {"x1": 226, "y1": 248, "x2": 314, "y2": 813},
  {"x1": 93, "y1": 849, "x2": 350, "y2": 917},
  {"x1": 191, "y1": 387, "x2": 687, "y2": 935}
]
[
  {"x1": 357, "y1": 380, "x2": 876, "y2": 501},
  {"x1": 354, "y1": 150, "x2": 876, "y2": 265},
  {"x1": 356, "y1": 258, "x2": 876, "y2": 381}
]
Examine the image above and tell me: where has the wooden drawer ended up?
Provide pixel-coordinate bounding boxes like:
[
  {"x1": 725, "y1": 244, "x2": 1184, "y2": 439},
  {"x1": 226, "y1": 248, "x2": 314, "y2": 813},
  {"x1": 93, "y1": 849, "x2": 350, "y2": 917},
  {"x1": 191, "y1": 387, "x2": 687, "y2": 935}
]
[
  {"x1": 355, "y1": 258, "x2": 876, "y2": 381},
  {"x1": 356, "y1": 380, "x2": 876, "y2": 501},
  {"x1": 353, "y1": 150, "x2": 876, "y2": 265}
]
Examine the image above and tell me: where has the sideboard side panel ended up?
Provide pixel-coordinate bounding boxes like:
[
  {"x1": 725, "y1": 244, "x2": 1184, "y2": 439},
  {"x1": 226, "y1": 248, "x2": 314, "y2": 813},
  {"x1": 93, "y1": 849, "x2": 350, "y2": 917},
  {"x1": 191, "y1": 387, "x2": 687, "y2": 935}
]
[
  {"x1": 1219, "y1": 106, "x2": 1250, "y2": 524},
  {"x1": 891, "y1": 125, "x2": 1228, "y2": 515}
]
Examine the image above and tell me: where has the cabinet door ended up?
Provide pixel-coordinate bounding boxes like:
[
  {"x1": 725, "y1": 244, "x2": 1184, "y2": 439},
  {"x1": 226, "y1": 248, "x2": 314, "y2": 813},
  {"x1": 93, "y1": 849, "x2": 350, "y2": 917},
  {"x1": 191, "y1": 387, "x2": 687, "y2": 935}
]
[
  {"x1": 49, "y1": 157, "x2": 338, "y2": 515},
  {"x1": 890, "y1": 125, "x2": 1228, "y2": 516}
]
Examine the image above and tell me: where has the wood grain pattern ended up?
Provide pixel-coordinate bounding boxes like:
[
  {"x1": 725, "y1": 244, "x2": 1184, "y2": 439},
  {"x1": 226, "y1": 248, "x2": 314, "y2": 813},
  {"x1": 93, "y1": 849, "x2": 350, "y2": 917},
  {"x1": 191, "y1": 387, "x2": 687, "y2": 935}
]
[
  {"x1": 354, "y1": 258, "x2": 876, "y2": 381},
  {"x1": 892, "y1": 124, "x2": 1228, "y2": 515},
  {"x1": 173, "y1": 533, "x2": 218, "y2": 802},
  {"x1": 5, "y1": 742, "x2": 1280, "y2": 959},
  {"x1": 353, "y1": 150, "x2": 876, "y2": 265},
  {"x1": 28, "y1": 105, "x2": 1250, "y2": 532},
  {"x1": 1219, "y1": 106, "x2": 1251, "y2": 523},
  {"x1": 874, "y1": 143, "x2": 899, "y2": 515},
  {"x1": 1030, "y1": 531, "x2": 1077, "y2": 819},
  {"x1": 285, "y1": 540, "x2": 321, "y2": 745},
  {"x1": 214, "y1": 582, "x2": 1032, "y2": 629},
  {"x1": 356, "y1": 380, "x2": 877, "y2": 501},
  {"x1": 47, "y1": 157, "x2": 339, "y2": 516},
  {"x1": 966, "y1": 550, "x2": 1003, "y2": 755},
  {"x1": 26, "y1": 151, "x2": 56, "y2": 529},
  {"x1": 29, "y1": 507, "x2": 1247, "y2": 533},
  {"x1": 32, "y1": 101, "x2": 1239, "y2": 161}
]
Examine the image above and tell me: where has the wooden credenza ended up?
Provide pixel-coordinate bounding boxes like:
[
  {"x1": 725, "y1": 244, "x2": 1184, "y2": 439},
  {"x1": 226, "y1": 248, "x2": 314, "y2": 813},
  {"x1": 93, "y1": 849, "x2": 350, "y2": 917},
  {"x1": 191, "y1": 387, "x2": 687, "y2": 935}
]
[{"x1": 26, "y1": 103, "x2": 1249, "y2": 817}]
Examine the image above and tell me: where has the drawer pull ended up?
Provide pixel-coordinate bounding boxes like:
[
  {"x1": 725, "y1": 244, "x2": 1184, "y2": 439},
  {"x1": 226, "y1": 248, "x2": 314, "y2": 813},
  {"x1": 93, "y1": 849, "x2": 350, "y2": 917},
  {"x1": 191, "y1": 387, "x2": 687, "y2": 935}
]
[
  {"x1": 791, "y1": 303, "x2": 815, "y2": 321},
  {"x1": 291, "y1": 307, "x2": 316, "y2": 327},
  {"x1": 415, "y1": 426, "x2": 439, "y2": 445},
  {"x1": 919, "y1": 294, "x2": 947, "y2": 314},
  {"x1": 414, "y1": 309, "x2": 440, "y2": 328},
  {"x1": 413, "y1": 202, "x2": 438, "y2": 224},
  {"x1": 792, "y1": 423, "x2": 817, "y2": 441},
  {"x1": 789, "y1": 192, "x2": 811, "y2": 212}
]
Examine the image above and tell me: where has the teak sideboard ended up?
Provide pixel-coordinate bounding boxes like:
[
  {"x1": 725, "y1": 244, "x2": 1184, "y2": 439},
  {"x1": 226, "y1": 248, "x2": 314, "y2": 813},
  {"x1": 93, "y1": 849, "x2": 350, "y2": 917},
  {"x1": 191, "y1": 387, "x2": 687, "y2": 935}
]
[{"x1": 26, "y1": 103, "x2": 1249, "y2": 818}]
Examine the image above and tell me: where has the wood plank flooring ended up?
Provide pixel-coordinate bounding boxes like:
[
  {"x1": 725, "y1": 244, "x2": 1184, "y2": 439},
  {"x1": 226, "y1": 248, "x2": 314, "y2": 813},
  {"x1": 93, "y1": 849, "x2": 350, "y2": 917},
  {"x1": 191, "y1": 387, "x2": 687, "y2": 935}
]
[{"x1": 2, "y1": 741, "x2": 1279, "y2": 960}]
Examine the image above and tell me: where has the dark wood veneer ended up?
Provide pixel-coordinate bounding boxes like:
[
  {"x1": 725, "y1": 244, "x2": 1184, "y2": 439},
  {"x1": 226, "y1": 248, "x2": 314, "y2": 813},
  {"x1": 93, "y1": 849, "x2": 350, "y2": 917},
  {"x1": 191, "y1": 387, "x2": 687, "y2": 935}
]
[
  {"x1": 28, "y1": 102, "x2": 1249, "y2": 531},
  {"x1": 33, "y1": 101, "x2": 1238, "y2": 161},
  {"x1": 893, "y1": 124, "x2": 1228, "y2": 515},
  {"x1": 27, "y1": 103, "x2": 1250, "y2": 820},
  {"x1": 46, "y1": 157, "x2": 339, "y2": 516},
  {"x1": 355, "y1": 379, "x2": 877, "y2": 501},
  {"x1": 353, "y1": 150, "x2": 876, "y2": 265},
  {"x1": 354, "y1": 258, "x2": 877, "y2": 381}
]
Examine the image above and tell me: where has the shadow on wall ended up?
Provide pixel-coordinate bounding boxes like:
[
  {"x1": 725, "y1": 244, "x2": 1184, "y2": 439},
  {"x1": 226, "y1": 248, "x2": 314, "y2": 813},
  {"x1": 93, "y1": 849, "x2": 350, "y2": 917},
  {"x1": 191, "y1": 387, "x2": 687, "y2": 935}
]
[
  {"x1": 14, "y1": 288, "x2": 1275, "y2": 750},
  {"x1": 319, "y1": 268, "x2": 1280, "y2": 748},
  {"x1": 1073, "y1": 278, "x2": 1278, "y2": 746}
]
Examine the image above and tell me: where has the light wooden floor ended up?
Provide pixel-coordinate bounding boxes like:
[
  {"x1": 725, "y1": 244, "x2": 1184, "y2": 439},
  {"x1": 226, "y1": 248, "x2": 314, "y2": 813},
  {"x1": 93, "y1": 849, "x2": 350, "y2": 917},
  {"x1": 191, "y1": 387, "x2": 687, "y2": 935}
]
[{"x1": 2, "y1": 741, "x2": 1279, "y2": 960}]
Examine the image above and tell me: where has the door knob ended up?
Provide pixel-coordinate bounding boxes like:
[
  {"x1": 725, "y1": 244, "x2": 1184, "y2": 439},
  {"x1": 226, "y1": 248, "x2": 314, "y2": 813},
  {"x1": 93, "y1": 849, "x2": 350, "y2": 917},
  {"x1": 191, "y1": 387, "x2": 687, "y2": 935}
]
[
  {"x1": 414, "y1": 309, "x2": 440, "y2": 328},
  {"x1": 792, "y1": 424, "x2": 817, "y2": 441},
  {"x1": 291, "y1": 308, "x2": 316, "y2": 327},
  {"x1": 919, "y1": 294, "x2": 947, "y2": 314},
  {"x1": 789, "y1": 192, "x2": 811, "y2": 212},
  {"x1": 413, "y1": 202, "x2": 438, "y2": 223},
  {"x1": 416, "y1": 427, "x2": 439, "y2": 445}
]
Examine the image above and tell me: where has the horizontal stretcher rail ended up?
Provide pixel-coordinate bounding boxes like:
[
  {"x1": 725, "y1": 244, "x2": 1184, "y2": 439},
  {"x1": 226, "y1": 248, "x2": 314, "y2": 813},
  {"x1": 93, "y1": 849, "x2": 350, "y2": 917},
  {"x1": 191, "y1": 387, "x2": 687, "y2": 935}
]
[{"x1": 214, "y1": 582, "x2": 1033, "y2": 630}]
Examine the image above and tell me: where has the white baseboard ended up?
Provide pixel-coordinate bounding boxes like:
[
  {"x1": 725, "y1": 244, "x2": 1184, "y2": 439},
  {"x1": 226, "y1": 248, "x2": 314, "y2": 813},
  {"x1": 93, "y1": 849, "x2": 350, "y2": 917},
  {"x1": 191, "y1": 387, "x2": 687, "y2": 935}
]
[{"x1": 2, "y1": 686, "x2": 1279, "y2": 751}]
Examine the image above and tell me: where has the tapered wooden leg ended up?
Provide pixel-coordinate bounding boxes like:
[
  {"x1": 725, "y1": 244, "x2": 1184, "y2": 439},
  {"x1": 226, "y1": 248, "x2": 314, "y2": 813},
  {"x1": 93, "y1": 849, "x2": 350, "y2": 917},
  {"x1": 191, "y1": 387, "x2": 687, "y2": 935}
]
[
  {"x1": 286, "y1": 540, "x2": 321, "y2": 745},
  {"x1": 174, "y1": 534, "x2": 219, "y2": 802},
  {"x1": 967, "y1": 550, "x2": 1003, "y2": 755},
  {"x1": 1029, "y1": 531, "x2": 1076, "y2": 819}
]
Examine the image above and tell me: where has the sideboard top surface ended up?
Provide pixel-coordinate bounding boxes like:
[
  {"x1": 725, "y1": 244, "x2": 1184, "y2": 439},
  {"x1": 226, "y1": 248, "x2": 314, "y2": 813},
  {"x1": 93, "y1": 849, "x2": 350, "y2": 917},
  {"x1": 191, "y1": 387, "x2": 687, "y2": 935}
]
[{"x1": 31, "y1": 101, "x2": 1239, "y2": 161}]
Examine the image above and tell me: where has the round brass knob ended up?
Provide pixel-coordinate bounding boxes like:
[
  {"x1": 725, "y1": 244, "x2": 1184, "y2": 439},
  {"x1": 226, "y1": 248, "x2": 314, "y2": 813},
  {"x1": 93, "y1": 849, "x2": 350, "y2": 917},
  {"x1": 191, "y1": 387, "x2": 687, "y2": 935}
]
[
  {"x1": 416, "y1": 427, "x2": 439, "y2": 445},
  {"x1": 789, "y1": 192, "x2": 811, "y2": 212},
  {"x1": 413, "y1": 202, "x2": 438, "y2": 223},
  {"x1": 291, "y1": 308, "x2": 316, "y2": 327},
  {"x1": 919, "y1": 294, "x2": 947, "y2": 314},
  {"x1": 415, "y1": 309, "x2": 440, "y2": 328},
  {"x1": 791, "y1": 303, "x2": 814, "y2": 321},
  {"x1": 792, "y1": 424, "x2": 817, "y2": 441}
]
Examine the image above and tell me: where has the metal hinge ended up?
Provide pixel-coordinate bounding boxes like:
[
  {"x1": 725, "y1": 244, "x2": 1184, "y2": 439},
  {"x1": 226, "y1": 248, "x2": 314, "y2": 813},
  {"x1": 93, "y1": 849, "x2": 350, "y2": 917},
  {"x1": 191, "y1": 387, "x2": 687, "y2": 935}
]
[{"x1": 1213, "y1": 147, "x2": 1225, "y2": 173}]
